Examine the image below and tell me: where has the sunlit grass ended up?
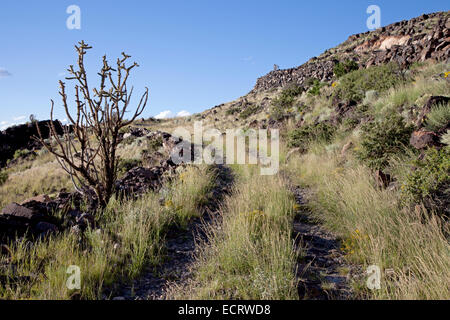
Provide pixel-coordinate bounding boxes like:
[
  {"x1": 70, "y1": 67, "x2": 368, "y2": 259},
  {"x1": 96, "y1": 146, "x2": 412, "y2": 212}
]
[{"x1": 167, "y1": 164, "x2": 299, "y2": 300}]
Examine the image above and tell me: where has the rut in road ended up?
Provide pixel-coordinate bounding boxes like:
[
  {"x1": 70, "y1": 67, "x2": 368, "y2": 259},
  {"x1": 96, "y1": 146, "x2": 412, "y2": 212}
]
[
  {"x1": 109, "y1": 164, "x2": 233, "y2": 300},
  {"x1": 291, "y1": 186, "x2": 362, "y2": 300}
]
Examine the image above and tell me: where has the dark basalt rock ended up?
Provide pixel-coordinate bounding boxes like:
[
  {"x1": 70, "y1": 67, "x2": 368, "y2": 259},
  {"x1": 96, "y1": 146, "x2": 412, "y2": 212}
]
[
  {"x1": 0, "y1": 120, "x2": 71, "y2": 167},
  {"x1": 410, "y1": 129, "x2": 441, "y2": 149}
]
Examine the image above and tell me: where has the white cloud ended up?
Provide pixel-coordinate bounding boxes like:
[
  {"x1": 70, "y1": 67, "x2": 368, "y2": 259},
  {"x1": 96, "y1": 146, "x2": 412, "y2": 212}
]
[
  {"x1": 155, "y1": 110, "x2": 173, "y2": 119},
  {"x1": 13, "y1": 115, "x2": 26, "y2": 122},
  {"x1": 176, "y1": 110, "x2": 191, "y2": 117},
  {"x1": 0, "y1": 121, "x2": 11, "y2": 130},
  {"x1": 154, "y1": 110, "x2": 192, "y2": 119},
  {"x1": 0, "y1": 68, "x2": 12, "y2": 78},
  {"x1": 0, "y1": 116, "x2": 28, "y2": 130}
]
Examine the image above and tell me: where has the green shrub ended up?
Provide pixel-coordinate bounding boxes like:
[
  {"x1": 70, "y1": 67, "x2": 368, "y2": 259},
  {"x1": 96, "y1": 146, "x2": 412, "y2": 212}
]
[
  {"x1": 147, "y1": 136, "x2": 163, "y2": 152},
  {"x1": 119, "y1": 126, "x2": 130, "y2": 135},
  {"x1": 402, "y1": 147, "x2": 450, "y2": 217},
  {"x1": 272, "y1": 85, "x2": 303, "y2": 109},
  {"x1": 356, "y1": 113, "x2": 414, "y2": 170},
  {"x1": 334, "y1": 63, "x2": 406, "y2": 103},
  {"x1": 226, "y1": 106, "x2": 241, "y2": 116},
  {"x1": 341, "y1": 117, "x2": 360, "y2": 131},
  {"x1": 239, "y1": 104, "x2": 261, "y2": 119},
  {"x1": 288, "y1": 122, "x2": 336, "y2": 150},
  {"x1": 270, "y1": 85, "x2": 303, "y2": 120},
  {"x1": 424, "y1": 102, "x2": 450, "y2": 132},
  {"x1": 13, "y1": 149, "x2": 29, "y2": 160},
  {"x1": 117, "y1": 158, "x2": 142, "y2": 176},
  {"x1": 333, "y1": 59, "x2": 359, "y2": 78},
  {"x1": 307, "y1": 79, "x2": 325, "y2": 96},
  {"x1": 0, "y1": 171, "x2": 8, "y2": 186}
]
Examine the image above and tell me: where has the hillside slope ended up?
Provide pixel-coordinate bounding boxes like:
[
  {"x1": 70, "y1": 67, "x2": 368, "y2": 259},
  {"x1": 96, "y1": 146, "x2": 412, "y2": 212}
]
[{"x1": 150, "y1": 11, "x2": 448, "y2": 132}]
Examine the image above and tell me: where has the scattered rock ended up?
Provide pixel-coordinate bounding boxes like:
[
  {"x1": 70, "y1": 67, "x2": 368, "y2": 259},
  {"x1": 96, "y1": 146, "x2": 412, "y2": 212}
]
[
  {"x1": 20, "y1": 195, "x2": 51, "y2": 206},
  {"x1": 410, "y1": 129, "x2": 441, "y2": 149},
  {"x1": 252, "y1": 12, "x2": 449, "y2": 93}
]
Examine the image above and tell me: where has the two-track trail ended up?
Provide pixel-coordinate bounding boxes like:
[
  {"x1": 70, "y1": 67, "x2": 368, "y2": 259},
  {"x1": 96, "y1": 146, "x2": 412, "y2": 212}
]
[
  {"x1": 108, "y1": 164, "x2": 233, "y2": 300},
  {"x1": 290, "y1": 186, "x2": 362, "y2": 300}
]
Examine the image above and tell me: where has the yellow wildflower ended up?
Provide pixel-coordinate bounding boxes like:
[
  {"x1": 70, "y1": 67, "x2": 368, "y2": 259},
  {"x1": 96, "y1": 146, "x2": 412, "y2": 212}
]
[{"x1": 164, "y1": 200, "x2": 174, "y2": 208}]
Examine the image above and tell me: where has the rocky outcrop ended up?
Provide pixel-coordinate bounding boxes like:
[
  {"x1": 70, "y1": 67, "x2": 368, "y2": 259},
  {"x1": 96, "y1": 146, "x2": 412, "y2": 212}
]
[
  {"x1": 0, "y1": 120, "x2": 69, "y2": 167},
  {"x1": 0, "y1": 202, "x2": 59, "y2": 242},
  {"x1": 252, "y1": 12, "x2": 449, "y2": 92}
]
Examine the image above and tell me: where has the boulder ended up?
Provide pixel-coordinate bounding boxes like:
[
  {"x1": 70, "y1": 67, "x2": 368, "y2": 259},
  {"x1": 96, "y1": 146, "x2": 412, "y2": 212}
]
[
  {"x1": 116, "y1": 167, "x2": 162, "y2": 196},
  {"x1": 410, "y1": 129, "x2": 440, "y2": 149},
  {"x1": 1, "y1": 203, "x2": 43, "y2": 221}
]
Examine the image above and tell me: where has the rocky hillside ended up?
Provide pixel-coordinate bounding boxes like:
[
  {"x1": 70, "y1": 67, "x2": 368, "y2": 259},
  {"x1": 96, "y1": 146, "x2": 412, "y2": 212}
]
[
  {"x1": 156, "y1": 11, "x2": 449, "y2": 133},
  {"x1": 252, "y1": 12, "x2": 449, "y2": 92},
  {"x1": 0, "y1": 11, "x2": 448, "y2": 301}
]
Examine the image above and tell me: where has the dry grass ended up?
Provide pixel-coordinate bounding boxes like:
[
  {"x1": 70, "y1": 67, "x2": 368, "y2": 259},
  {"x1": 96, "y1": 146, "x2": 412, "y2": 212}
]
[
  {"x1": 0, "y1": 165, "x2": 215, "y2": 300},
  {"x1": 371, "y1": 62, "x2": 449, "y2": 118},
  {"x1": 167, "y1": 164, "x2": 299, "y2": 300},
  {"x1": 0, "y1": 159, "x2": 72, "y2": 208},
  {"x1": 286, "y1": 145, "x2": 450, "y2": 300}
]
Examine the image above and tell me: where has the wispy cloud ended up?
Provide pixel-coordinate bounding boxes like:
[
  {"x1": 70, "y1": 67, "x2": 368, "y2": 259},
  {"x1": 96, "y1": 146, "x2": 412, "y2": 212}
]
[
  {"x1": 0, "y1": 68, "x2": 12, "y2": 78},
  {"x1": 0, "y1": 116, "x2": 28, "y2": 131},
  {"x1": 13, "y1": 115, "x2": 26, "y2": 122},
  {"x1": 241, "y1": 56, "x2": 255, "y2": 65},
  {"x1": 176, "y1": 110, "x2": 191, "y2": 117}
]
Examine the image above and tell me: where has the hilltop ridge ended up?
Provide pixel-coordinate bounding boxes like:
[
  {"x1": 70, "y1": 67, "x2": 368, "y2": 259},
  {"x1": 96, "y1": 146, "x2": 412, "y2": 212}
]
[{"x1": 252, "y1": 11, "x2": 449, "y2": 92}]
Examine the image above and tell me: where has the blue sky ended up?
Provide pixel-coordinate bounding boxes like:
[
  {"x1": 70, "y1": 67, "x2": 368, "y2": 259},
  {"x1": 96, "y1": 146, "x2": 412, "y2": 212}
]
[{"x1": 0, "y1": 1, "x2": 448, "y2": 129}]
